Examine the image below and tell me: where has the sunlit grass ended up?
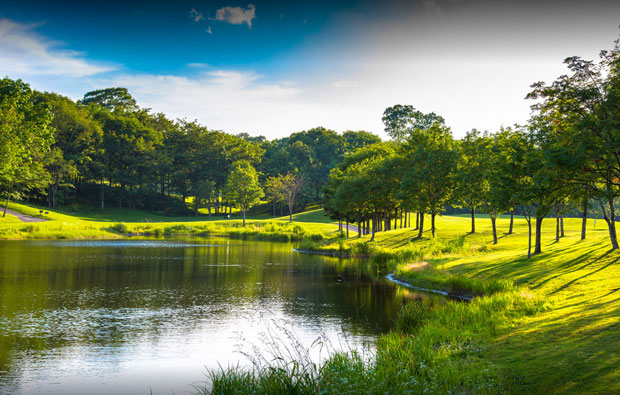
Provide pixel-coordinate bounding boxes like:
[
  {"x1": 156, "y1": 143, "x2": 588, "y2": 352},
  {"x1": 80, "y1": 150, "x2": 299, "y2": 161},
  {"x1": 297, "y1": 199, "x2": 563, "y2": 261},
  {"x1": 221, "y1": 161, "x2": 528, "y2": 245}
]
[
  {"x1": 3, "y1": 201, "x2": 619, "y2": 392},
  {"x1": 0, "y1": 202, "x2": 339, "y2": 241}
]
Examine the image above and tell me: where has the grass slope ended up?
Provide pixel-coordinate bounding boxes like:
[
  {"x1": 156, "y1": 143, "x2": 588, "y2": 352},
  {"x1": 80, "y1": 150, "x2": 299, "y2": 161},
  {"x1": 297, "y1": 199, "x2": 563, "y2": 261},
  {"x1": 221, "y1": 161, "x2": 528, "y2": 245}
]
[
  {"x1": 0, "y1": 202, "x2": 339, "y2": 241},
  {"x1": 325, "y1": 214, "x2": 619, "y2": 393}
]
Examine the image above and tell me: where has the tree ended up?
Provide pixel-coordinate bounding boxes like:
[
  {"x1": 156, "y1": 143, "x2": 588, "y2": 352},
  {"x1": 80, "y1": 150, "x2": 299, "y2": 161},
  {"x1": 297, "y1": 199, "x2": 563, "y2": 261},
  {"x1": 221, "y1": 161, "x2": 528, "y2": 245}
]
[
  {"x1": 272, "y1": 173, "x2": 305, "y2": 222},
  {"x1": 264, "y1": 176, "x2": 286, "y2": 216},
  {"x1": 455, "y1": 129, "x2": 491, "y2": 233},
  {"x1": 35, "y1": 92, "x2": 102, "y2": 209},
  {"x1": 0, "y1": 78, "x2": 54, "y2": 215},
  {"x1": 81, "y1": 87, "x2": 138, "y2": 112},
  {"x1": 527, "y1": 43, "x2": 620, "y2": 250},
  {"x1": 400, "y1": 121, "x2": 458, "y2": 238},
  {"x1": 223, "y1": 161, "x2": 264, "y2": 226},
  {"x1": 487, "y1": 127, "x2": 522, "y2": 244},
  {"x1": 382, "y1": 104, "x2": 445, "y2": 142}
]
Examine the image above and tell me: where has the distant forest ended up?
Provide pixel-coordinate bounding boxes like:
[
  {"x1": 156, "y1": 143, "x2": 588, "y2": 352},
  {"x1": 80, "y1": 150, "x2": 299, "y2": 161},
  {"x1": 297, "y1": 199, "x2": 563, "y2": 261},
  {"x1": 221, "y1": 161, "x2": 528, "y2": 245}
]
[{"x1": 0, "y1": 81, "x2": 381, "y2": 216}]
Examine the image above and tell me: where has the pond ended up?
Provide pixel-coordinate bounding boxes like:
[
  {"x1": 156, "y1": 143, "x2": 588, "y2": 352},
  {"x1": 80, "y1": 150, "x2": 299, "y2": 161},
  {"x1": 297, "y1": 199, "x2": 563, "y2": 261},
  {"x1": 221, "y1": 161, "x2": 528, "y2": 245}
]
[{"x1": 0, "y1": 239, "x2": 445, "y2": 394}]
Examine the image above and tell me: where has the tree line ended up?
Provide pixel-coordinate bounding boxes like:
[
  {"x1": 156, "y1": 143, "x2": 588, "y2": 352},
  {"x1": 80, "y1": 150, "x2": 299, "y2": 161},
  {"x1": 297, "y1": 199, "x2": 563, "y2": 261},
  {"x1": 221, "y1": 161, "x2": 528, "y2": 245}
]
[
  {"x1": 2, "y1": 41, "x2": 620, "y2": 255},
  {"x1": 324, "y1": 42, "x2": 620, "y2": 256},
  {"x1": 0, "y1": 81, "x2": 379, "y2": 218}
]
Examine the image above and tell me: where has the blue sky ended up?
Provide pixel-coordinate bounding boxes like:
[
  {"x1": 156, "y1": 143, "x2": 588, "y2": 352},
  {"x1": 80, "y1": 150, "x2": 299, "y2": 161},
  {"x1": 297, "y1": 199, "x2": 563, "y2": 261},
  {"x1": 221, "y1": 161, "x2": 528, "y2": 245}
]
[{"x1": 2, "y1": 0, "x2": 620, "y2": 138}]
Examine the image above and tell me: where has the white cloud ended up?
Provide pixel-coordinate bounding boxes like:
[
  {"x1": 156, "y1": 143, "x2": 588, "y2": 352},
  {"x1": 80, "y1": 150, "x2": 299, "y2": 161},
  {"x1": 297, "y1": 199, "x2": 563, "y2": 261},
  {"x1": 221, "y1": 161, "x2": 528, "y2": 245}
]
[
  {"x1": 214, "y1": 4, "x2": 256, "y2": 29},
  {"x1": 190, "y1": 8, "x2": 204, "y2": 22},
  {"x1": 206, "y1": 26, "x2": 213, "y2": 34},
  {"x1": 0, "y1": 18, "x2": 114, "y2": 78},
  {"x1": 96, "y1": 70, "x2": 308, "y2": 136}
]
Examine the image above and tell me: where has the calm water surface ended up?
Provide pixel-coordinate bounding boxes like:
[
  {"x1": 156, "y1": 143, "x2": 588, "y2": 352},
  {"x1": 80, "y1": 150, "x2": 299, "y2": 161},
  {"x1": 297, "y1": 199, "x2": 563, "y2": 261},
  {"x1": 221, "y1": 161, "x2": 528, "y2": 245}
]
[{"x1": 0, "y1": 239, "x2": 443, "y2": 394}]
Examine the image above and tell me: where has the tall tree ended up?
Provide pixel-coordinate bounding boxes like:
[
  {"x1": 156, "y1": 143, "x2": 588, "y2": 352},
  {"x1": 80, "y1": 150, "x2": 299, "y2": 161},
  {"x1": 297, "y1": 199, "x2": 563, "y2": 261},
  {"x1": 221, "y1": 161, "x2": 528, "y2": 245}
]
[
  {"x1": 382, "y1": 104, "x2": 445, "y2": 142},
  {"x1": 455, "y1": 129, "x2": 491, "y2": 233},
  {"x1": 0, "y1": 78, "x2": 54, "y2": 215},
  {"x1": 401, "y1": 121, "x2": 458, "y2": 238},
  {"x1": 273, "y1": 173, "x2": 305, "y2": 222},
  {"x1": 81, "y1": 87, "x2": 138, "y2": 112},
  {"x1": 223, "y1": 161, "x2": 264, "y2": 226},
  {"x1": 527, "y1": 43, "x2": 620, "y2": 250},
  {"x1": 36, "y1": 93, "x2": 102, "y2": 208}
]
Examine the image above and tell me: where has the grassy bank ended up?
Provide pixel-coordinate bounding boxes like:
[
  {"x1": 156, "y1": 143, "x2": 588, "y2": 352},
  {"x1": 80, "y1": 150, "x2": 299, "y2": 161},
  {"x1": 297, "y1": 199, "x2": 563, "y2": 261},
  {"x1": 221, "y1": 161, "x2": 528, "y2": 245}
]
[
  {"x1": 0, "y1": 202, "x2": 338, "y2": 241},
  {"x1": 206, "y1": 213, "x2": 620, "y2": 394}
]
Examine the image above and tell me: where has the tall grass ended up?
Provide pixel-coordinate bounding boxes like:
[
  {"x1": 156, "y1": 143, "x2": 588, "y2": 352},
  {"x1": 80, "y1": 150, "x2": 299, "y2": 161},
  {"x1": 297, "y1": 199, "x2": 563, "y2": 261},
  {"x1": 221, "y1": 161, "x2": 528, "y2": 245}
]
[{"x1": 199, "y1": 290, "x2": 547, "y2": 394}]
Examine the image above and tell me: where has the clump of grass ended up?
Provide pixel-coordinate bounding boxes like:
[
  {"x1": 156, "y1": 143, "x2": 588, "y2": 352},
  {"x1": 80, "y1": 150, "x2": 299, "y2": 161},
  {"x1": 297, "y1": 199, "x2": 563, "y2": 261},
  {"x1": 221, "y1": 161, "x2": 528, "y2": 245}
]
[
  {"x1": 199, "y1": 316, "x2": 360, "y2": 394},
  {"x1": 108, "y1": 223, "x2": 128, "y2": 234},
  {"x1": 164, "y1": 224, "x2": 193, "y2": 235}
]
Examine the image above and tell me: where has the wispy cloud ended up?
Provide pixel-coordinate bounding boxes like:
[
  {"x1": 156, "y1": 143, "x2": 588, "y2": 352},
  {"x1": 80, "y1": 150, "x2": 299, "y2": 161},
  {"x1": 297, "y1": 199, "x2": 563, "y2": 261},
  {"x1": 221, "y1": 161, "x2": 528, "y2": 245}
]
[
  {"x1": 214, "y1": 4, "x2": 256, "y2": 29},
  {"x1": 0, "y1": 18, "x2": 113, "y2": 78},
  {"x1": 189, "y1": 8, "x2": 204, "y2": 22},
  {"x1": 101, "y1": 69, "x2": 303, "y2": 135}
]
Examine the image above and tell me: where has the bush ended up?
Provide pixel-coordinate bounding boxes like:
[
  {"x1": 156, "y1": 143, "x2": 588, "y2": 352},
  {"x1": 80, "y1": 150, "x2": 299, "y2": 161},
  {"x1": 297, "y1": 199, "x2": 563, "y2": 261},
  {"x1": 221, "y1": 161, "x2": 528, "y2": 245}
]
[{"x1": 109, "y1": 223, "x2": 128, "y2": 234}]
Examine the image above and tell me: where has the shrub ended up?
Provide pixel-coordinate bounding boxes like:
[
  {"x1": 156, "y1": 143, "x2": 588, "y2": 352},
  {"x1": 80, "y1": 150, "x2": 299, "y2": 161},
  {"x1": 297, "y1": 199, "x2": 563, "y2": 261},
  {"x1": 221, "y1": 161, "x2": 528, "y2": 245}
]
[{"x1": 109, "y1": 223, "x2": 128, "y2": 234}]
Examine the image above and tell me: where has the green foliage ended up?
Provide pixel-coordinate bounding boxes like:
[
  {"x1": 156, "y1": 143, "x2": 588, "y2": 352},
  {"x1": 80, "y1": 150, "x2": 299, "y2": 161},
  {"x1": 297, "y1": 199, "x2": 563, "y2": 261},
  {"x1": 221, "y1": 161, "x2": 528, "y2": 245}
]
[
  {"x1": 109, "y1": 223, "x2": 128, "y2": 234},
  {"x1": 223, "y1": 161, "x2": 264, "y2": 226},
  {"x1": 0, "y1": 77, "x2": 55, "y2": 203}
]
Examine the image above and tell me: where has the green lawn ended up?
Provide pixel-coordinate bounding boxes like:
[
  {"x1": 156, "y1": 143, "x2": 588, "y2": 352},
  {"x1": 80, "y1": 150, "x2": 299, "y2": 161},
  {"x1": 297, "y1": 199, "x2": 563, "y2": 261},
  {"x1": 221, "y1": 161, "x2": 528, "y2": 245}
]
[
  {"x1": 373, "y1": 215, "x2": 619, "y2": 393},
  {"x1": 0, "y1": 201, "x2": 339, "y2": 240}
]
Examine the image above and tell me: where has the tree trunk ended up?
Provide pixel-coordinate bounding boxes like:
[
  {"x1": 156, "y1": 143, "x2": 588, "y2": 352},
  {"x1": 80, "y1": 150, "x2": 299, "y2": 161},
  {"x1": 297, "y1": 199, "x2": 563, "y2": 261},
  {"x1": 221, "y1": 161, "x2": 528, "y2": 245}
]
[
  {"x1": 194, "y1": 196, "x2": 199, "y2": 216},
  {"x1": 370, "y1": 214, "x2": 376, "y2": 241},
  {"x1": 338, "y1": 219, "x2": 342, "y2": 233},
  {"x1": 560, "y1": 215, "x2": 565, "y2": 237},
  {"x1": 600, "y1": 197, "x2": 619, "y2": 250},
  {"x1": 534, "y1": 216, "x2": 543, "y2": 254},
  {"x1": 346, "y1": 221, "x2": 349, "y2": 238},
  {"x1": 52, "y1": 176, "x2": 59, "y2": 209},
  {"x1": 272, "y1": 199, "x2": 276, "y2": 216},
  {"x1": 555, "y1": 215, "x2": 560, "y2": 243},
  {"x1": 491, "y1": 212, "x2": 498, "y2": 245},
  {"x1": 242, "y1": 210, "x2": 246, "y2": 227},
  {"x1": 527, "y1": 218, "x2": 532, "y2": 259},
  {"x1": 119, "y1": 183, "x2": 124, "y2": 208},
  {"x1": 417, "y1": 213, "x2": 424, "y2": 238},
  {"x1": 128, "y1": 184, "x2": 133, "y2": 210},
  {"x1": 100, "y1": 178, "x2": 105, "y2": 210},
  {"x1": 581, "y1": 199, "x2": 588, "y2": 240},
  {"x1": 3, "y1": 194, "x2": 9, "y2": 217},
  {"x1": 400, "y1": 209, "x2": 403, "y2": 229},
  {"x1": 288, "y1": 200, "x2": 294, "y2": 222},
  {"x1": 470, "y1": 206, "x2": 475, "y2": 233},
  {"x1": 415, "y1": 212, "x2": 420, "y2": 230},
  {"x1": 508, "y1": 210, "x2": 514, "y2": 234},
  {"x1": 358, "y1": 217, "x2": 362, "y2": 238},
  {"x1": 431, "y1": 212, "x2": 436, "y2": 238}
]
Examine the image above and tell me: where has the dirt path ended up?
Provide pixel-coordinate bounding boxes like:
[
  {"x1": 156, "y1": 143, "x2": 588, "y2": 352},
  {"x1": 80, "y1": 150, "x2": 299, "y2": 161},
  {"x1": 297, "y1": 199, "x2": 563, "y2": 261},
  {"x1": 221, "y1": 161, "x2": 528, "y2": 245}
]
[{"x1": 0, "y1": 206, "x2": 49, "y2": 222}]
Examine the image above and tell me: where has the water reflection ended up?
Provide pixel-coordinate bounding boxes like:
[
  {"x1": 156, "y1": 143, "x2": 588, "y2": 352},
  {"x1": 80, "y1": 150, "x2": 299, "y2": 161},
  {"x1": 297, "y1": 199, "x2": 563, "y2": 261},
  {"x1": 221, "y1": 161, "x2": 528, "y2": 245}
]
[{"x1": 0, "y1": 239, "x2": 444, "y2": 394}]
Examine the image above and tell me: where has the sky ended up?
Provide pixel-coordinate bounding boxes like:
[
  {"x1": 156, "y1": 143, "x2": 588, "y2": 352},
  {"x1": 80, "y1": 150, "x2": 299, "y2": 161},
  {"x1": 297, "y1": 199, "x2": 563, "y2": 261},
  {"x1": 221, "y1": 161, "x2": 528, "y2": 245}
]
[{"x1": 1, "y1": 0, "x2": 620, "y2": 139}]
